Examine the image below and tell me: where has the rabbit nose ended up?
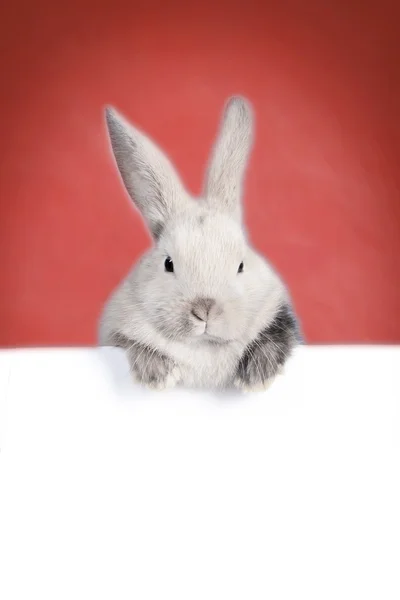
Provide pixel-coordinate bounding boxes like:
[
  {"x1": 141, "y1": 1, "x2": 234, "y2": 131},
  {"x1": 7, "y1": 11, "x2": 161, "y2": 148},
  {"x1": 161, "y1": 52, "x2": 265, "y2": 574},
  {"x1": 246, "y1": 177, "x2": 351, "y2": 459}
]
[{"x1": 191, "y1": 297, "x2": 215, "y2": 322}]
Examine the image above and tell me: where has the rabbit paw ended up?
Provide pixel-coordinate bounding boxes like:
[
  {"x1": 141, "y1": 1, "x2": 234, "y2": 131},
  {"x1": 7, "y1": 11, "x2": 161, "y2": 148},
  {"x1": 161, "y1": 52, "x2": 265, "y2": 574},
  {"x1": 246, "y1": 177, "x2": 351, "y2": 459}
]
[
  {"x1": 127, "y1": 342, "x2": 181, "y2": 391},
  {"x1": 234, "y1": 323, "x2": 291, "y2": 393}
]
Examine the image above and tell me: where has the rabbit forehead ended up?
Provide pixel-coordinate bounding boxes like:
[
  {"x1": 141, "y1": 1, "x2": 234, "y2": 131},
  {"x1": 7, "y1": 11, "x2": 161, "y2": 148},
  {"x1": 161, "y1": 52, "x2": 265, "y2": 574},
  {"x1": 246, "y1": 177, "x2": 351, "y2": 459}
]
[{"x1": 162, "y1": 211, "x2": 246, "y2": 262}]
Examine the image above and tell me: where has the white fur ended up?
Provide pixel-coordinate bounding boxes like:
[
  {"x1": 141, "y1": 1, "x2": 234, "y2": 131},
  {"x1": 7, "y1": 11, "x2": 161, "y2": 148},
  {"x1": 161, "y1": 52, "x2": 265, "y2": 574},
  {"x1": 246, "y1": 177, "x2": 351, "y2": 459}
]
[{"x1": 99, "y1": 97, "x2": 294, "y2": 390}]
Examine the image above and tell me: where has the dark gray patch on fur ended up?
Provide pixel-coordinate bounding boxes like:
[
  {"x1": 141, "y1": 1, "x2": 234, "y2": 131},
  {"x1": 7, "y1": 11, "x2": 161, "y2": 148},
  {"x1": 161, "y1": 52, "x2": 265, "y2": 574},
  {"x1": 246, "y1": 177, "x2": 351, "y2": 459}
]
[
  {"x1": 107, "y1": 330, "x2": 176, "y2": 387},
  {"x1": 197, "y1": 214, "x2": 206, "y2": 225},
  {"x1": 235, "y1": 304, "x2": 301, "y2": 386},
  {"x1": 127, "y1": 339, "x2": 176, "y2": 386},
  {"x1": 107, "y1": 331, "x2": 132, "y2": 348}
]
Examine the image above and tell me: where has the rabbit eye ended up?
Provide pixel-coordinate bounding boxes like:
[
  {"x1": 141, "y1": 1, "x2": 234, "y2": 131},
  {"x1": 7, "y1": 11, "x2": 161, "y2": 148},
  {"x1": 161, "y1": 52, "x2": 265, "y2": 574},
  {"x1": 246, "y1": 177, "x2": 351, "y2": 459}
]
[
  {"x1": 164, "y1": 257, "x2": 174, "y2": 273},
  {"x1": 238, "y1": 262, "x2": 244, "y2": 273}
]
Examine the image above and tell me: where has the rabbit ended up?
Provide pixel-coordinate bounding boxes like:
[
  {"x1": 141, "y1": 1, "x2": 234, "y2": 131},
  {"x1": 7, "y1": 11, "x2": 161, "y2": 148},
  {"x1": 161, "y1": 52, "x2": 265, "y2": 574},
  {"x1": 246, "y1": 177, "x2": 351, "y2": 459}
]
[{"x1": 99, "y1": 96, "x2": 302, "y2": 392}]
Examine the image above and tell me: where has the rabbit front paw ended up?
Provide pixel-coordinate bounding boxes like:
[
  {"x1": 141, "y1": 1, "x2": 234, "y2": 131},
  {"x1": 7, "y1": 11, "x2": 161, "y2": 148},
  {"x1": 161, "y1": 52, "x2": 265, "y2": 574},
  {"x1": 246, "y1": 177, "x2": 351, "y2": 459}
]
[
  {"x1": 234, "y1": 305, "x2": 298, "y2": 393},
  {"x1": 127, "y1": 342, "x2": 181, "y2": 390}
]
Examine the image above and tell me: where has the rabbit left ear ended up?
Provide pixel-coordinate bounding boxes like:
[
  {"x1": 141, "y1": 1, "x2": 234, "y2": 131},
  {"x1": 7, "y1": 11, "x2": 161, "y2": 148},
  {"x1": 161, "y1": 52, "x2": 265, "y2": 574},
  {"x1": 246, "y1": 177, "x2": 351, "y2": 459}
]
[
  {"x1": 105, "y1": 107, "x2": 189, "y2": 239},
  {"x1": 203, "y1": 96, "x2": 254, "y2": 221}
]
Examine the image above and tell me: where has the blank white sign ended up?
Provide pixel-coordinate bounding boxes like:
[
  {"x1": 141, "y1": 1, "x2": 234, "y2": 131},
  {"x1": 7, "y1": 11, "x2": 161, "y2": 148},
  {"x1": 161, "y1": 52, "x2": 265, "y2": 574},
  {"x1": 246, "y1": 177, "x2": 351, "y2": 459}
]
[{"x1": 0, "y1": 346, "x2": 399, "y2": 599}]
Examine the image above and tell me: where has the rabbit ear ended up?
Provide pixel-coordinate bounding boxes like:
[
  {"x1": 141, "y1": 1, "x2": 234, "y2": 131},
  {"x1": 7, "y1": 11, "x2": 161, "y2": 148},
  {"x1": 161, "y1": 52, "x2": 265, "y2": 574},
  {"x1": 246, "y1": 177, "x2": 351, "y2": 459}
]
[
  {"x1": 105, "y1": 107, "x2": 188, "y2": 239},
  {"x1": 203, "y1": 97, "x2": 254, "y2": 221}
]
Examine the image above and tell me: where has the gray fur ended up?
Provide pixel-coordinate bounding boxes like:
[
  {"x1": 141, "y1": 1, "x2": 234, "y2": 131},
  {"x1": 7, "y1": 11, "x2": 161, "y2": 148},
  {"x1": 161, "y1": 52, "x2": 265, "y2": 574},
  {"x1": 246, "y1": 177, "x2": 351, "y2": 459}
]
[
  {"x1": 126, "y1": 339, "x2": 179, "y2": 389},
  {"x1": 235, "y1": 304, "x2": 301, "y2": 388},
  {"x1": 106, "y1": 331, "x2": 179, "y2": 389},
  {"x1": 99, "y1": 96, "x2": 301, "y2": 392},
  {"x1": 191, "y1": 297, "x2": 215, "y2": 322}
]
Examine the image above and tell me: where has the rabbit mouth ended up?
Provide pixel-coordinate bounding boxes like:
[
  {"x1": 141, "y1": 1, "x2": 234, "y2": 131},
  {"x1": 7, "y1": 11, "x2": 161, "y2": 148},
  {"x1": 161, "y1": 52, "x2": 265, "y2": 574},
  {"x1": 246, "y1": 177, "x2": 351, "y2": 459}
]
[{"x1": 201, "y1": 332, "x2": 231, "y2": 345}]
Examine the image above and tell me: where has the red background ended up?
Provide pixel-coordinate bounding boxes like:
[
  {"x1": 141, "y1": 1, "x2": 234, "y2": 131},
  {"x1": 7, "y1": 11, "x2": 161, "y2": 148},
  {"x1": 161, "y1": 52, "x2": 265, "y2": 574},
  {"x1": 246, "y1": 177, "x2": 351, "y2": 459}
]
[{"x1": 1, "y1": 0, "x2": 399, "y2": 347}]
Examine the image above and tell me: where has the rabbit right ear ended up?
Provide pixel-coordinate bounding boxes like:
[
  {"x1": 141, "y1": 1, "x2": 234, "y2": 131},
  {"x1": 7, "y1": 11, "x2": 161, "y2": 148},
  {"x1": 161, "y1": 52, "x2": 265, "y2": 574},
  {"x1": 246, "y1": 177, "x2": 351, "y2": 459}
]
[
  {"x1": 105, "y1": 107, "x2": 188, "y2": 239},
  {"x1": 203, "y1": 97, "x2": 254, "y2": 221}
]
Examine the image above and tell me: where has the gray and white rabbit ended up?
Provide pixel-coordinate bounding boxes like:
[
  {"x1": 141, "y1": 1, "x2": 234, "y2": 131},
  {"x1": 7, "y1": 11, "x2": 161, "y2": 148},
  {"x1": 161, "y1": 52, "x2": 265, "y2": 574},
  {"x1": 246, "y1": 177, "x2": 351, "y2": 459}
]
[{"x1": 99, "y1": 96, "x2": 301, "y2": 391}]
